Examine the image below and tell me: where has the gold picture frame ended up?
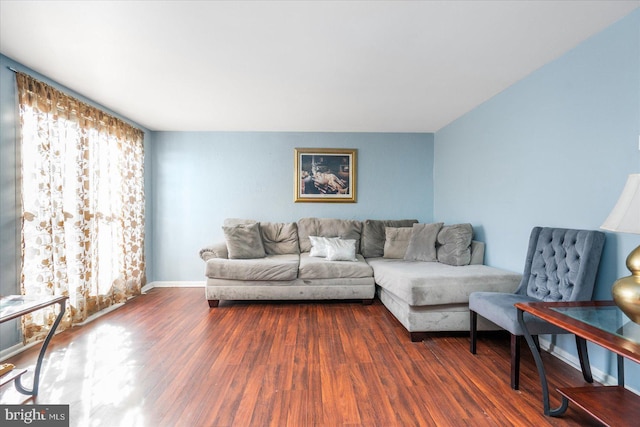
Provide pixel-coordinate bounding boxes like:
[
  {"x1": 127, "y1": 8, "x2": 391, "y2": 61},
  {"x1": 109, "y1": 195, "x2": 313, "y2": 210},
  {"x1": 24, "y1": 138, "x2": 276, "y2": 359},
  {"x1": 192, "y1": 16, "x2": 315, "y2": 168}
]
[{"x1": 294, "y1": 148, "x2": 357, "y2": 203}]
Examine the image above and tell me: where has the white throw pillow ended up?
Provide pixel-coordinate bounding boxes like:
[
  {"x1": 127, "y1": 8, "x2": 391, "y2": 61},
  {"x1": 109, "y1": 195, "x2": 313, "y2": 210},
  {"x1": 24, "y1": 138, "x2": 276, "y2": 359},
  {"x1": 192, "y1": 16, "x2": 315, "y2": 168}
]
[
  {"x1": 308, "y1": 236, "x2": 339, "y2": 257},
  {"x1": 325, "y1": 238, "x2": 358, "y2": 262}
]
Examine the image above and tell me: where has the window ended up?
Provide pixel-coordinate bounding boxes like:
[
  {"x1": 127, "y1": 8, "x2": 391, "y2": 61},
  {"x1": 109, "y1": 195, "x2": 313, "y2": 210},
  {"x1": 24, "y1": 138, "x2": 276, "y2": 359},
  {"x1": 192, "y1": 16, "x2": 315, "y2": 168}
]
[{"x1": 16, "y1": 72, "x2": 145, "y2": 342}]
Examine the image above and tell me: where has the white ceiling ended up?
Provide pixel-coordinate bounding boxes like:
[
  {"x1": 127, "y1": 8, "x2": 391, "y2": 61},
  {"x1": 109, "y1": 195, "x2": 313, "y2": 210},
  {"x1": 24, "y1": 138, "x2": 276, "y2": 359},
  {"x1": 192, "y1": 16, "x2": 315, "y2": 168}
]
[{"x1": 1, "y1": 1, "x2": 638, "y2": 132}]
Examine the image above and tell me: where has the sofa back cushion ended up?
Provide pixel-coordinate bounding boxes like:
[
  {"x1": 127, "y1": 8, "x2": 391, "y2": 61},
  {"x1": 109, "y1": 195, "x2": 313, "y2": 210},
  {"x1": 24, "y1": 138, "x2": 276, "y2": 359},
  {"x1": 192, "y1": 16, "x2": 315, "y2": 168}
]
[
  {"x1": 297, "y1": 218, "x2": 362, "y2": 253},
  {"x1": 260, "y1": 222, "x2": 300, "y2": 255},
  {"x1": 361, "y1": 219, "x2": 418, "y2": 258}
]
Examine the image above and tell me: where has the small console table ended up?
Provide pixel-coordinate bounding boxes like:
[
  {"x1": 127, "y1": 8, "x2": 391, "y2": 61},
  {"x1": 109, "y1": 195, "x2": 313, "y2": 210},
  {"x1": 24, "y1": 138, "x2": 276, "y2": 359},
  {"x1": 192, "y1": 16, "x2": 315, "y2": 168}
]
[
  {"x1": 516, "y1": 300, "x2": 640, "y2": 426},
  {"x1": 0, "y1": 294, "x2": 67, "y2": 396}
]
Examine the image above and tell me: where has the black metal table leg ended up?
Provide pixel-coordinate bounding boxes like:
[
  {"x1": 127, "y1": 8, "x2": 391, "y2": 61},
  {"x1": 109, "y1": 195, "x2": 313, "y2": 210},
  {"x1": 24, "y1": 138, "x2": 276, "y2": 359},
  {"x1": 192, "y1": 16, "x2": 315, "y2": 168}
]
[
  {"x1": 617, "y1": 354, "x2": 624, "y2": 387},
  {"x1": 15, "y1": 299, "x2": 66, "y2": 396},
  {"x1": 575, "y1": 336, "x2": 593, "y2": 383},
  {"x1": 517, "y1": 308, "x2": 569, "y2": 417}
]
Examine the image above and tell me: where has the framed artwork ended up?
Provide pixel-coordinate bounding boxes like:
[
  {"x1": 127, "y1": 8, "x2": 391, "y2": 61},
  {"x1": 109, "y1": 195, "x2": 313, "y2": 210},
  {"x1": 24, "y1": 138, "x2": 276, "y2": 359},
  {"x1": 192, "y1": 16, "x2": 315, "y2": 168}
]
[{"x1": 294, "y1": 148, "x2": 357, "y2": 203}]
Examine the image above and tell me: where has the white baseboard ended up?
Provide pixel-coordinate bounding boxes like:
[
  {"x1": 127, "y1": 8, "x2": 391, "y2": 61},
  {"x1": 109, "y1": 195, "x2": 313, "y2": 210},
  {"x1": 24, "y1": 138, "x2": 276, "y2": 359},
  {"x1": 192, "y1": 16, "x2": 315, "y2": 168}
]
[
  {"x1": 143, "y1": 281, "x2": 204, "y2": 293},
  {"x1": 540, "y1": 337, "x2": 639, "y2": 395},
  {"x1": 74, "y1": 302, "x2": 125, "y2": 327},
  {"x1": 0, "y1": 341, "x2": 40, "y2": 362}
]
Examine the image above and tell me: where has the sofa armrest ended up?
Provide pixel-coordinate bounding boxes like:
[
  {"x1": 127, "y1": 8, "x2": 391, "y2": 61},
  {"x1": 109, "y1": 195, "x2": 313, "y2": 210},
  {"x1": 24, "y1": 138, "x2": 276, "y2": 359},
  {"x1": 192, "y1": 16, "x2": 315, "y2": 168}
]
[
  {"x1": 470, "y1": 241, "x2": 485, "y2": 265},
  {"x1": 199, "y1": 242, "x2": 228, "y2": 261}
]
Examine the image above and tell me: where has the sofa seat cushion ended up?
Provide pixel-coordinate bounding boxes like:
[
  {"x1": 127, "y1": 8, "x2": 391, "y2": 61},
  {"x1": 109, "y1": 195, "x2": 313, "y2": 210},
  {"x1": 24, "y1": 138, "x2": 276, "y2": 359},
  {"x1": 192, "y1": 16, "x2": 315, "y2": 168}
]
[
  {"x1": 298, "y1": 253, "x2": 373, "y2": 280},
  {"x1": 367, "y1": 258, "x2": 521, "y2": 306},
  {"x1": 205, "y1": 254, "x2": 299, "y2": 281}
]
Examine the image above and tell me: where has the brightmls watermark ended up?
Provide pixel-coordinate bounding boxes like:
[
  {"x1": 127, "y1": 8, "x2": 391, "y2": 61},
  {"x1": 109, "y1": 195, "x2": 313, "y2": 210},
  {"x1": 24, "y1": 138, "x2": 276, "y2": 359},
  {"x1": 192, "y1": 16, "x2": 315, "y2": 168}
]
[{"x1": 1, "y1": 405, "x2": 69, "y2": 426}]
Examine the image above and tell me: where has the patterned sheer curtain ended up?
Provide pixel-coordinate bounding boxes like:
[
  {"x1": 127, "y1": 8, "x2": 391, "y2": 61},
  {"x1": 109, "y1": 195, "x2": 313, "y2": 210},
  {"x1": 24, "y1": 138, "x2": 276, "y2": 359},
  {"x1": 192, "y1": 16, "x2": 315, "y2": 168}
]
[{"x1": 16, "y1": 72, "x2": 146, "y2": 343}]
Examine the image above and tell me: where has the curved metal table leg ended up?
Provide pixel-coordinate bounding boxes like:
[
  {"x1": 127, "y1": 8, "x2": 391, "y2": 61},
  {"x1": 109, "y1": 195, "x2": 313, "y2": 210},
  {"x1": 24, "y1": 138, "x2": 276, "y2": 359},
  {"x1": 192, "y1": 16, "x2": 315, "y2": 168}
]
[
  {"x1": 575, "y1": 336, "x2": 593, "y2": 383},
  {"x1": 15, "y1": 299, "x2": 66, "y2": 396},
  {"x1": 517, "y1": 308, "x2": 569, "y2": 416}
]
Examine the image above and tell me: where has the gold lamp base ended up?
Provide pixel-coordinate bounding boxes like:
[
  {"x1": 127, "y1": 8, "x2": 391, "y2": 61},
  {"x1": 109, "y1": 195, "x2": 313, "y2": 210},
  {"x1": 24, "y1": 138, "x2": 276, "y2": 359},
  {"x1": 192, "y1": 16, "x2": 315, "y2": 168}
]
[{"x1": 612, "y1": 245, "x2": 640, "y2": 324}]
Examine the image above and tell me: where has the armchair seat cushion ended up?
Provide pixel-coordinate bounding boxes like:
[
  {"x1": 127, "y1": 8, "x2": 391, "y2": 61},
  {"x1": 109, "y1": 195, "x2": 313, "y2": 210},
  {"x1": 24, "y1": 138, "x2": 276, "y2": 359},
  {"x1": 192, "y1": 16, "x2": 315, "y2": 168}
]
[{"x1": 469, "y1": 292, "x2": 567, "y2": 336}]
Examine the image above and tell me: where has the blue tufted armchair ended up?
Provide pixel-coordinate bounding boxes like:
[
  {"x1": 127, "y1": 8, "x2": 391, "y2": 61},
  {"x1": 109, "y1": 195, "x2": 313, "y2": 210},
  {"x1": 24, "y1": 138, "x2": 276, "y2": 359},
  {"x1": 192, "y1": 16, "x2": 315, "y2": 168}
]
[{"x1": 468, "y1": 227, "x2": 606, "y2": 390}]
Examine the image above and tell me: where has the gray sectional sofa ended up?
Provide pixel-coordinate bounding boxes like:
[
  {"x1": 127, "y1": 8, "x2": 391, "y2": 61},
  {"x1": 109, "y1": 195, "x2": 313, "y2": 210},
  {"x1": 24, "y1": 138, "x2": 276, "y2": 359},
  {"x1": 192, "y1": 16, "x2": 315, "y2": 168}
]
[{"x1": 200, "y1": 218, "x2": 522, "y2": 340}]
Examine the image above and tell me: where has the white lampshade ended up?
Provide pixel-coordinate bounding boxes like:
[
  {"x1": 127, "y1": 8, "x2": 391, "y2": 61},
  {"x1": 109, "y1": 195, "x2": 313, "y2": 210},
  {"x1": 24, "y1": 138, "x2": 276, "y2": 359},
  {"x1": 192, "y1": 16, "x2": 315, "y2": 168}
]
[{"x1": 601, "y1": 174, "x2": 640, "y2": 234}]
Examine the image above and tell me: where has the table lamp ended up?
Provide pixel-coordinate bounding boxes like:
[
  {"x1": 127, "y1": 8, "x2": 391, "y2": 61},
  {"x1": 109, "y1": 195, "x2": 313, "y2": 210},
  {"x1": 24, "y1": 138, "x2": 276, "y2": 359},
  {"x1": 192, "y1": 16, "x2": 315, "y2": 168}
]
[{"x1": 601, "y1": 173, "x2": 640, "y2": 324}]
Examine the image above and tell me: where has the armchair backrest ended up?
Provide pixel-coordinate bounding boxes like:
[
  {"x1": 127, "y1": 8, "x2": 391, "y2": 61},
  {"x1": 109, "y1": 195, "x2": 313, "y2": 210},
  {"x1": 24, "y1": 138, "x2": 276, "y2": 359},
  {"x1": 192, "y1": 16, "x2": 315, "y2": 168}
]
[{"x1": 515, "y1": 227, "x2": 605, "y2": 302}]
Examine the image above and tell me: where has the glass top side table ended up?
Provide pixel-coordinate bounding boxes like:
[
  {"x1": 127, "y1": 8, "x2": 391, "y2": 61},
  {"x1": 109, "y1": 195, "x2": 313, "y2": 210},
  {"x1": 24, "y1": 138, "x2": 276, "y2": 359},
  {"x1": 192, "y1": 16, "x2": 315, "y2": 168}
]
[
  {"x1": 551, "y1": 304, "x2": 640, "y2": 346},
  {"x1": 516, "y1": 301, "x2": 640, "y2": 426},
  {"x1": 0, "y1": 294, "x2": 67, "y2": 396}
]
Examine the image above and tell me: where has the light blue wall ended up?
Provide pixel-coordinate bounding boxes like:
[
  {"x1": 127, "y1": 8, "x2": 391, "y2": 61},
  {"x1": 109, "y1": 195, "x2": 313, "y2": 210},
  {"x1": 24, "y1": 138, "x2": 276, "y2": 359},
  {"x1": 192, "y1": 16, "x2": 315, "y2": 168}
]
[
  {"x1": 149, "y1": 132, "x2": 434, "y2": 282},
  {"x1": 0, "y1": 54, "x2": 153, "y2": 351},
  {"x1": 434, "y1": 11, "x2": 640, "y2": 389}
]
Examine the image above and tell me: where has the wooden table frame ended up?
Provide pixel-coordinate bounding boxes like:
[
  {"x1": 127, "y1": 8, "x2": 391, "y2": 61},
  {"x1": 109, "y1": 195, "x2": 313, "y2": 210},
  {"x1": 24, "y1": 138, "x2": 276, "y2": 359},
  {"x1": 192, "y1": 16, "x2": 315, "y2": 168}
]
[
  {"x1": 0, "y1": 295, "x2": 68, "y2": 396},
  {"x1": 516, "y1": 300, "x2": 640, "y2": 426}
]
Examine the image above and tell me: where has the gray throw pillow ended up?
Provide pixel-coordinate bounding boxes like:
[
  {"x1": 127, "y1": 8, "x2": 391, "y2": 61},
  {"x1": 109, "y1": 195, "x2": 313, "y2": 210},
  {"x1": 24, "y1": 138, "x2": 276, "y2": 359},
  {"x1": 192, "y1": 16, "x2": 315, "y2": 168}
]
[
  {"x1": 383, "y1": 227, "x2": 413, "y2": 259},
  {"x1": 437, "y1": 223, "x2": 473, "y2": 266},
  {"x1": 404, "y1": 222, "x2": 444, "y2": 262},
  {"x1": 223, "y1": 223, "x2": 266, "y2": 259},
  {"x1": 361, "y1": 219, "x2": 419, "y2": 258}
]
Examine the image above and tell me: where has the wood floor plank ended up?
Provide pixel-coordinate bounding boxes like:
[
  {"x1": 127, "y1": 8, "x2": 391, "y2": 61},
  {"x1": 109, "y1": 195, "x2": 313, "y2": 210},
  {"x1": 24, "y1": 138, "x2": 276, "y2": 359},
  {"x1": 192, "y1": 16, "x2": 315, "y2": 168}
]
[{"x1": 1, "y1": 288, "x2": 606, "y2": 426}]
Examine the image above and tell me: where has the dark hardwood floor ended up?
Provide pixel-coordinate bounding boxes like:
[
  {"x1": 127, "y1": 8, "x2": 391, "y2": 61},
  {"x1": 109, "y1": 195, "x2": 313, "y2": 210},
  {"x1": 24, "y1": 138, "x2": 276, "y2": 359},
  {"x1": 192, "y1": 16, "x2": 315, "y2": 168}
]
[{"x1": 1, "y1": 288, "x2": 603, "y2": 426}]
